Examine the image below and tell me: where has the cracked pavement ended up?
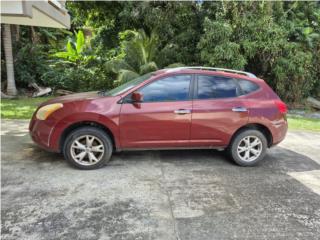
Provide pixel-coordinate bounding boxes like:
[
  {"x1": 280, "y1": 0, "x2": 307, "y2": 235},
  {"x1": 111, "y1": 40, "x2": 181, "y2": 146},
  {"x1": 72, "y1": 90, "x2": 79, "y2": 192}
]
[{"x1": 1, "y1": 120, "x2": 320, "y2": 240}]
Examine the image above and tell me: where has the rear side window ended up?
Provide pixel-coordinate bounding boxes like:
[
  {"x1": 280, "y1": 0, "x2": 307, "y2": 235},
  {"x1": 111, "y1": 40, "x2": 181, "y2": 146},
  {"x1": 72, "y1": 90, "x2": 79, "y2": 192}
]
[
  {"x1": 238, "y1": 79, "x2": 260, "y2": 95},
  {"x1": 197, "y1": 75, "x2": 238, "y2": 99},
  {"x1": 139, "y1": 75, "x2": 191, "y2": 102}
]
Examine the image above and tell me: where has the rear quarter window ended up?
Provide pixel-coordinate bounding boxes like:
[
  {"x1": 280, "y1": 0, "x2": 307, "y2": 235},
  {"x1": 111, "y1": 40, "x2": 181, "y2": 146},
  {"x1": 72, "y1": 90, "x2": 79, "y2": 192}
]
[
  {"x1": 237, "y1": 79, "x2": 260, "y2": 95},
  {"x1": 197, "y1": 75, "x2": 238, "y2": 99}
]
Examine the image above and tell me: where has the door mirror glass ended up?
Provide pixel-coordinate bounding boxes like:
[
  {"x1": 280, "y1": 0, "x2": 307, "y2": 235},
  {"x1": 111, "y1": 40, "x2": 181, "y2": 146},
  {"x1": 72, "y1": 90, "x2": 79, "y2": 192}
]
[{"x1": 131, "y1": 91, "x2": 143, "y2": 102}]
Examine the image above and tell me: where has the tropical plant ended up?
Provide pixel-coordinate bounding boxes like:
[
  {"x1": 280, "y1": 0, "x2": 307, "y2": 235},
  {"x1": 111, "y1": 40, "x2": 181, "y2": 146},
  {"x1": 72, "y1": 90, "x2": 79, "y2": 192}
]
[
  {"x1": 105, "y1": 29, "x2": 159, "y2": 84},
  {"x1": 51, "y1": 30, "x2": 96, "y2": 64},
  {"x1": 43, "y1": 30, "x2": 113, "y2": 92},
  {"x1": 1, "y1": 1, "x2": 319, "y2": 103},
  {"x1": 105, "y1": 29, "x2": 185, "y2": 85}
]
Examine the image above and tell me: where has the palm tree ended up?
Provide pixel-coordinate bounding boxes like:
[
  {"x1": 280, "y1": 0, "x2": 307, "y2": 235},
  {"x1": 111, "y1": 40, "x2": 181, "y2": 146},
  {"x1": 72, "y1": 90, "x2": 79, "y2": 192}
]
[
  {"x1": 106, "y1": 29, "x2": 185, "y2": 85},
  {"x1": 3, "y1": 24, "x2": 17, "y2": 96},
  {"x1": 105, "y1": 29, "x2": 160, "y2": 84}
]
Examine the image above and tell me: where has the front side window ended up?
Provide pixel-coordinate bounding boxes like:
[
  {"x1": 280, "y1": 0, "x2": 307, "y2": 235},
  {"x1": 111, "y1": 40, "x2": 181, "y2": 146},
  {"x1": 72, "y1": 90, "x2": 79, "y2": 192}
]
[
  {"x1": 197, "y1": 75, "x2": 238, "y2": 99},
  {"x1": 139, "y1": 75, "x2": 191, "y2": 102}
]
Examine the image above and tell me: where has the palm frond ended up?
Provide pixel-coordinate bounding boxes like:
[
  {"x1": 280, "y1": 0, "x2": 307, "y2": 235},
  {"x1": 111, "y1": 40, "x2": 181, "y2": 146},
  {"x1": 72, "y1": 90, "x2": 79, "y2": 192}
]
[
  {"x1": 139, "y1": 61, "x2": 158, "y2": 75},
  {"x1": 116, "y1": 69, "x2": 140, "y2": 84},
  {"x1": 105, "y1": 59, "x2": 136, "y2": 73},
  {"x1": 76, "y1": 30, "x2": 85, "y2": 54}
]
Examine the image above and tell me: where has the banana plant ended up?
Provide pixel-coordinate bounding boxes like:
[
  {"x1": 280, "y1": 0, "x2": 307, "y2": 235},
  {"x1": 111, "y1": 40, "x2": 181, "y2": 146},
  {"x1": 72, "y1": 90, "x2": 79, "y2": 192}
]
[{"x1": 52, "y1": 30, "x2": 95, "y2": 64}]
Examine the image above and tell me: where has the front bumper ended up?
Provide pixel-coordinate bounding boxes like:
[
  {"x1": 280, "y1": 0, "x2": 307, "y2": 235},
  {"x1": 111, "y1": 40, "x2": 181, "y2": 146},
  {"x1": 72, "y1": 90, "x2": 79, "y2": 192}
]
[{"x1": 29, "y1": 117, "x2": 59, "y2": 152}]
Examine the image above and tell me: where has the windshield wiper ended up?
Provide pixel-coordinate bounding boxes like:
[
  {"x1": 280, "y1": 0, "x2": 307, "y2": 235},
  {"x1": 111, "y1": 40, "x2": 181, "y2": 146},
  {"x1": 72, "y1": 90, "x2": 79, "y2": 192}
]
[{"x1": 98, "y1": 90, "x2": 108, "y2": 96}]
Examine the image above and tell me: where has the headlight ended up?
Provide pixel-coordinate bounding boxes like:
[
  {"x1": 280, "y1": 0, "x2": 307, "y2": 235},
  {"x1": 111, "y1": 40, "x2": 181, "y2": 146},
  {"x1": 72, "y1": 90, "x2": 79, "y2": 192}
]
[{"x1": 36, "y1": 103, "x2": 63, "y2": 120}]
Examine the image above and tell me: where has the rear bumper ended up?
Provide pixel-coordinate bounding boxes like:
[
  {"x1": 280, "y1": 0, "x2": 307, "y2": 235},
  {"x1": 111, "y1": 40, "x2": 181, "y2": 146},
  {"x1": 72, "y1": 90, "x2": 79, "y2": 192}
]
[{"x1": 270, "y1": 118, "x2": 288, "y2": 146}]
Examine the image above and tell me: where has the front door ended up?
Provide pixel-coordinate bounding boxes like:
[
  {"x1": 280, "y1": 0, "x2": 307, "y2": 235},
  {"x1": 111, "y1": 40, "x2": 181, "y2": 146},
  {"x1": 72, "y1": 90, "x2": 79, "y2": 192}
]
[{"x1": 119, "y1": 74, "x2": 193, "y2": 149}]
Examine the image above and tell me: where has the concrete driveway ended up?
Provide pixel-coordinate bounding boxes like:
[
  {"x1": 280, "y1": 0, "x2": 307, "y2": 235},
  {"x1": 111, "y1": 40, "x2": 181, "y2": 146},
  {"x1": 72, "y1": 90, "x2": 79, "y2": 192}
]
[{"x1": 1, "y1": 120, "x2": 320, "y2": 240}]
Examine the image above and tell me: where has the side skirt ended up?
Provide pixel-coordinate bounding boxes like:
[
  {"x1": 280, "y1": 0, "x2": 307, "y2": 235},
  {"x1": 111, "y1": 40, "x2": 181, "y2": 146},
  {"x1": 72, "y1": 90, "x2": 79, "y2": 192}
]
[{"x1": 116, "y1": 146, "x2": 226, "y2": 152}]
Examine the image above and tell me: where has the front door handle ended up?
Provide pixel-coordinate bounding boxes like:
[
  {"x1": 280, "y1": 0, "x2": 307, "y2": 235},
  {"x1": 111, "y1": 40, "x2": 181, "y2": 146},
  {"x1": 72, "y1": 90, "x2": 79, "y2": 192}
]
[
  {"x1": 174, "y1": 109, "x2": 191, "y2": 115},
  {"x1": 232, "y1": 107, "x2": 248, "y2": 112}
]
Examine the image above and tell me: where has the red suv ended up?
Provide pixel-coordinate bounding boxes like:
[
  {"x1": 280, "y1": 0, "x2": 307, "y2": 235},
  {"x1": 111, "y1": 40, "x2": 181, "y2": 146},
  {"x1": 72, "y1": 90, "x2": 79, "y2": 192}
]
[{"x1": 30, "y1": 67, "x2": 287, "y2": 169}]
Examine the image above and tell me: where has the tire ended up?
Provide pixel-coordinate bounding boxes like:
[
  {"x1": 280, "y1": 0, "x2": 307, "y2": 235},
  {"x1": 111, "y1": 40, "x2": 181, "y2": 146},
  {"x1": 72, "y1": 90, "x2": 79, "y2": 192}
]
[
  {"x1": 228, "y1": 129, "x2": 267, "y2": 167},
  {"x1": 63, "y1": 126, "x2": 113, "y2": 170}
]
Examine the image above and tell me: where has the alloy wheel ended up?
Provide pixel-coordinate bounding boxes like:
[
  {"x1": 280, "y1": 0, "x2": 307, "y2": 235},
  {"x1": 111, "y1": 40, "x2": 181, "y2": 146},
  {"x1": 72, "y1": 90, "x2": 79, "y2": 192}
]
[
  {"x1": 70, "y1": 135, "x2": 105, "y2": 166},
  {"x1": 237, "y1": 136, "x2": 263, "y2": 162}
]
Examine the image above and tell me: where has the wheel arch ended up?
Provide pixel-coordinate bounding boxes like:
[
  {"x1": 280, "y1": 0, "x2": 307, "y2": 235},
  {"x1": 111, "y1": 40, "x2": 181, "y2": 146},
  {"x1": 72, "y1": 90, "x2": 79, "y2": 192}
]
[
  {"x1": 229, "y1": 123, "x2": 273, "y2": 147},
  {"x1": 59, "y1": 121, "x2": 117, "y2": 152}
]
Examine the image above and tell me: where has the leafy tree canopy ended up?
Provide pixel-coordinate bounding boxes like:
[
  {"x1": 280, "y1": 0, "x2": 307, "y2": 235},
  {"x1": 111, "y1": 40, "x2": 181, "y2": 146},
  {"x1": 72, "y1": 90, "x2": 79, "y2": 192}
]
[{"x1": 1, "y1": 1, "x2": 319, "y2": 103}]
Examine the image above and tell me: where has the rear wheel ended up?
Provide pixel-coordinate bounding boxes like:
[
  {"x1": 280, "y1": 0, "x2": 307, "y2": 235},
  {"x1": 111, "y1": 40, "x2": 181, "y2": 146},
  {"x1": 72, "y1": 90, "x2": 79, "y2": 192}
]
[
  {"x1": 63, "y1": 127, "x2": 113, "y2": 170},
  {"x1": 229, "y1": 129, "x2": 267, "y2": 166}
]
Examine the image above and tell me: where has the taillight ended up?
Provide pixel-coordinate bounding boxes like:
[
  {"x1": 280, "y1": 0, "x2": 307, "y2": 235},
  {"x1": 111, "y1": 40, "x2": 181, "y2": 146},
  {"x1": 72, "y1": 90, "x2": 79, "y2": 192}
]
[{"x1": 274, "y1": 100, "x2": 287, "y2": 114}]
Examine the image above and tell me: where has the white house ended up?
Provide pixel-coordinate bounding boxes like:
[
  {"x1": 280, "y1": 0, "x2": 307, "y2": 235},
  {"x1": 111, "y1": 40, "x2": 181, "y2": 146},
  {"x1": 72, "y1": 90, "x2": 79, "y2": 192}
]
[
  {"x1": 1, "y1": 0, "x2": 70, "y2": 28},
  {"x1": 1, "y1": 0, "x2": 71, "y2": 96}
]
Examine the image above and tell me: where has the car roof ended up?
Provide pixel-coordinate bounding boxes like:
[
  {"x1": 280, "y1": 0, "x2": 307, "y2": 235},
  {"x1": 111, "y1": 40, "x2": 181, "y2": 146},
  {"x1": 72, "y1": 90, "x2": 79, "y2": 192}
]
[{"x1": 153, "y1": 67, "x2": 263, "y2": 82}]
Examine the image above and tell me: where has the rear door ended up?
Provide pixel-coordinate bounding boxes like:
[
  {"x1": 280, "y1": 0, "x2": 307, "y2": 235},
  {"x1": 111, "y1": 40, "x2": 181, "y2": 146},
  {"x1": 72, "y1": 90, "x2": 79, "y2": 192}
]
[
  {"x1": 190, "y1": 74, "x2": 249, "y2": 147},
  {"x1": 120, "y1": 74, "x2": 193, "y2": 149}
]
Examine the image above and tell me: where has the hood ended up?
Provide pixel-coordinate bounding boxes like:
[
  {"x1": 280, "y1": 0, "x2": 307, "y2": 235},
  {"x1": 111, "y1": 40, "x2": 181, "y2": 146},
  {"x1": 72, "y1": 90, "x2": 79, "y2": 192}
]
[{"x1": 43, "y1": 91, "x2": 102, "y2": 105}]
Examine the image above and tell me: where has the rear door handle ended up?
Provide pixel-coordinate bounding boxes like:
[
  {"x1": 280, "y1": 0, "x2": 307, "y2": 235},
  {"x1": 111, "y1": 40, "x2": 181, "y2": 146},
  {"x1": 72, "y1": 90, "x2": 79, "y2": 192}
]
[
  {"x1": 232, "y1": 107, "x2": 248, "y2": 112},
  {"x1": 174, "y1": 109, "x2": 191, "y2": 115}
]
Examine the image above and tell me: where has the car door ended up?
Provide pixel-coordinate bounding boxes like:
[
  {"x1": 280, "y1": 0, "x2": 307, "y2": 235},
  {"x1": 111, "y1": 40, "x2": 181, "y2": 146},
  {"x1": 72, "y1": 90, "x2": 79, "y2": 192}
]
[
  {"x1": 119, "y1": 74, "x2": 193, "y2": 149},
  {"x1": 190, "y1": 74, "x2": 249, "y2": 147}
]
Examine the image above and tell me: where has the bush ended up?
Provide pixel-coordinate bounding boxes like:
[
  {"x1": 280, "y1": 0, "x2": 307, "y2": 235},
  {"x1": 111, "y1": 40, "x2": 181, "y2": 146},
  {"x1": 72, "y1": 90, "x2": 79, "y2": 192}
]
[
  {"x1": 43, "y1": 30, "x2": 115, "y2": 92},
  {"x1": 41, "y1": 62, "x2": 114, "y2": 92},
  {"x1": 13, "y1": 43, "x2": 49, "y2": 87}
]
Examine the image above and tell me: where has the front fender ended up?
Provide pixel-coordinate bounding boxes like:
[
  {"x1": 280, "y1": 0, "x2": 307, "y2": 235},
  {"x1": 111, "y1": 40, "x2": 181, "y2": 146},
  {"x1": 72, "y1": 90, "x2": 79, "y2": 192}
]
[{"x1": 49, "y1": 112, "x2": 120, "y2": 151}]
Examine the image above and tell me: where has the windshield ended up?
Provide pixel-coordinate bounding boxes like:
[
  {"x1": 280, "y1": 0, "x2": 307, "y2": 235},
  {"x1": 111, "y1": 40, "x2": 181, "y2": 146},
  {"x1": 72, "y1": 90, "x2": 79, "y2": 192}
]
[{"x1": 105, "y1": 72, "x2": 153, "y2": 96}]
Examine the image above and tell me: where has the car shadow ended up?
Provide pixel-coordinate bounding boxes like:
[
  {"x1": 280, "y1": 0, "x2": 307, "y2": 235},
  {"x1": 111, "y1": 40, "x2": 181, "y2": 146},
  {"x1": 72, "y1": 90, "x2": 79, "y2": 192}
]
[{"x1": 113, "y1": 146, "x2": 320, "y2": 173}]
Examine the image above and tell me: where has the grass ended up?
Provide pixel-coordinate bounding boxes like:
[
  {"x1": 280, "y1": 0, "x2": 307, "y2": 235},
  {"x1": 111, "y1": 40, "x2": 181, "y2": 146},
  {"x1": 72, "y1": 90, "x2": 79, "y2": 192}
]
[
  {"x1": 287, "y1": 116, "x2": 320, "y2": 132},
  {"x1": 1, "y1": 97, "x2": 320, "y2": 132},
  {"x1": 1, "y1": 96, "x2": 53, "y2": 119}
]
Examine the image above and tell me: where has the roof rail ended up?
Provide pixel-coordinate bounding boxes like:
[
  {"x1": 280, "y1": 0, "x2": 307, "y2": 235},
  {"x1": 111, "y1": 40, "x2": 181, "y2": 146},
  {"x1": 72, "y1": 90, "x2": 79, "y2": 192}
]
[{"x1": 168, "y1": 66, "x2": 257, "y2": 78}]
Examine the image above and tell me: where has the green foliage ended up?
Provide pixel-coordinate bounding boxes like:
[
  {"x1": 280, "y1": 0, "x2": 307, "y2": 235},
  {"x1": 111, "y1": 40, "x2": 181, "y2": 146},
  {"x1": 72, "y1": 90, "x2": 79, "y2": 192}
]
[
  {"x1": 43, "y1": 30, "x2": 113, "y2": 92},
  {"x1": 105, "y1": 29, "x2": 185, "y2": 85},
  {"x1": 272, "y1": 43, "x2": 314, "y2": 102},
  {"x1": 196, "y1": 1, "x2": 320, "y2": 103},
  {"x1": 105, "y1": 29, "x2": 159, "y2": 84},
  {"x1": 2, "y1": 1, "x2": 319, "y2": 103},
  {"x1": 41, "y1": 63, "x2": 113, "y2": 92},
  {"x1": 198, "y1": 19, "x2": 246, "y2": 69},
  {"x1": 51, "y1": 30, "x2": 95, "y2": 63},
  {"x1": 13, "y1": 43, "x2": 49, "y2": 87}
]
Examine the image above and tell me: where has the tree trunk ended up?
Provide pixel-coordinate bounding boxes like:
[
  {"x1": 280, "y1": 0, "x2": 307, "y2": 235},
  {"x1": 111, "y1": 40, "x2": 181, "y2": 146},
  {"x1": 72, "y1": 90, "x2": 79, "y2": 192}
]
[
  {"x1": 12, "y1": 25, "x2": 20, "y2": 42},
  {"x1": 3, "y1": 24, "x2": 17, "y2": 96},
  {"x1": 307, "y1": 97, "x2": 320, "y2": 110},
  {"x1": 31, "y1": 26, "x2": 40, "y2": 44}
]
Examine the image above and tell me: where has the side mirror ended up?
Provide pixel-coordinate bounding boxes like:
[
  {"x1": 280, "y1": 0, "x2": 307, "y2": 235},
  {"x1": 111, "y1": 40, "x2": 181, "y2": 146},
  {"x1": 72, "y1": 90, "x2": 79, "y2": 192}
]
[{"x1": 131, "y1": 91, "x2": 143, "y2": 103}]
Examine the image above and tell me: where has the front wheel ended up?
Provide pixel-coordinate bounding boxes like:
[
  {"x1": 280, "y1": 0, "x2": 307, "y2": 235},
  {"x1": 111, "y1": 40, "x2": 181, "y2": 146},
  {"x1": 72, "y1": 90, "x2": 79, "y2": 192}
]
[
  {"x1": 63, "y1": 127, "x2": 113, "y2": 170},
  {"x1": 229, "y1": 129, "x2": 267, "y2": 166}
]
